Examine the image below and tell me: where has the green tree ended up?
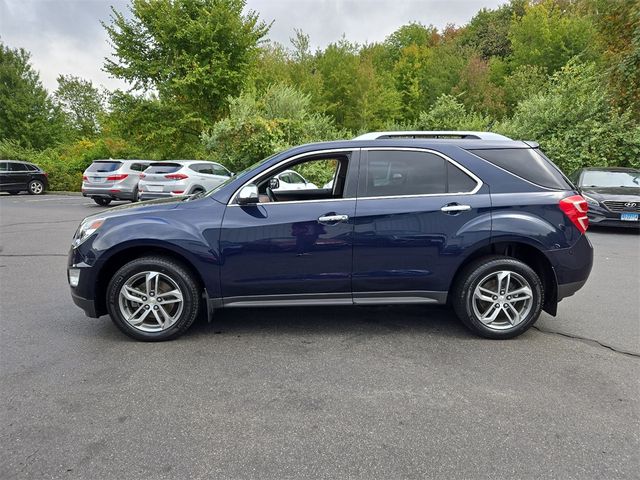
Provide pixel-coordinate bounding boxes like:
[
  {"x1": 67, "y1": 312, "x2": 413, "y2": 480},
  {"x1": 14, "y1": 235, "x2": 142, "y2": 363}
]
[
  {"x1": 509, "y1": 0, "x2": 597, "y2": 73},
  {"x1": 103, "y1": 0, "x2": 270, "y2": 121},
  {"x1": 0, "y1": 43, "x2": 66, "y2": 148},
  {"x1": 54, "y1": 75, "x2": 105, "y2": 138},
  {"x1": 104, "y1": 91, "x2": 205, "y2": 159},
  {"x1": 498, "y1": 61, "x2": 640, "y2": 172}
]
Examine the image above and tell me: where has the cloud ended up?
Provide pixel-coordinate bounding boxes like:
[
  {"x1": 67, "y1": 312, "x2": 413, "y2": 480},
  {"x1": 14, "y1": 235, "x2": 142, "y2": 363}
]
[{"x1": 0, "y1": 0, "x2": 504, "y2": 93}]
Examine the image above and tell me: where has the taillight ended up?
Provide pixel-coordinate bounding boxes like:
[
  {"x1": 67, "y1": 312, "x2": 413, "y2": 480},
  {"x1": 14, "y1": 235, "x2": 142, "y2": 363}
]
[
  {"x1": 559, "y1": 195, "x2": 589, "y2": 233},
  {"x1": 106, "y1": 174, "x2": 128, "y2": 181},
  {"x1": 165, "y1": 173, "x2": 188, "y2": 180},
  {"x1": 139, "y1": 173, "x2": 146, "y2": 179},
  {"x1": 82, "y1": 175, "x2": 88, "y2": 181}
]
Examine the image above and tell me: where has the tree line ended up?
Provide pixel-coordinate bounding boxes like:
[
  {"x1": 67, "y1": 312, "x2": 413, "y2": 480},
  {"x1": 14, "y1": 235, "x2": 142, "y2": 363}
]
[{"x1": 0, "y1": 0, "x2": 638, "y2": 190}]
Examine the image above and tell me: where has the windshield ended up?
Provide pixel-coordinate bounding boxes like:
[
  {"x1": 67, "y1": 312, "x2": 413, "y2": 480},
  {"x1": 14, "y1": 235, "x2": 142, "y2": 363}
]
[
  {"x1": 581, "y1": 170, "x2": 640, "y2": 188},
  {"x1": 86, "y1": 161, "x2": 122, "y2": 173}
]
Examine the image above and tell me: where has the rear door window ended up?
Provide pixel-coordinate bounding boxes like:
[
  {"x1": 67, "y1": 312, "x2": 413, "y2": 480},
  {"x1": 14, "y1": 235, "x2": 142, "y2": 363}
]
[
  {"x1": 362, "y1": 150, "x2": 447, "y2": 197},
  {"x1": 87, "y1": 161, "x2": 123, "y2": 173},
  {"x1": 146, "y1": 163, "x2": 182, "y2": 174},
  {"x1": 0, "y1": 162, "x2": 7, "y2": 172},
  {"x1": 468, "y1": 148, "x2": 572, "y2": 190},
  {"x1": 212, "y1": 164, "x2": 230, "y2": 176}
]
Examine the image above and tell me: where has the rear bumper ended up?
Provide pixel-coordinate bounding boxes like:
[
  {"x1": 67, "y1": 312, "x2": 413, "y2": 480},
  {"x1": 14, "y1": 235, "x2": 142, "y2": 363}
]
[
  {"x1": 82, "y1": 187, "x2": 136, "y2": 201},
  {"x1": 547, "y1": 234, "x2": 593, "y2": 302},
  {"x1": 139, "y1": 191, "x2": 183, "y2": 200}
]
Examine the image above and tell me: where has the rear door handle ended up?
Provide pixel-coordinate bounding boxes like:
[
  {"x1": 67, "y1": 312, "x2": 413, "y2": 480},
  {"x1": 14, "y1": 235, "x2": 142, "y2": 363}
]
[
  {"x1": 318, "y1": 214, "x2": 349, "y2": 225},
  {"x1": 441, "y1": 203, "x2": 472, "y2": 213}
]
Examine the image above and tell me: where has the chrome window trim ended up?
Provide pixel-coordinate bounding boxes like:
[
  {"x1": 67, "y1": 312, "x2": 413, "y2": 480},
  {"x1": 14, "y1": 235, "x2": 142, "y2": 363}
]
[{"x1": 227, "y1": 146, "x2": 482, "y2": 207}]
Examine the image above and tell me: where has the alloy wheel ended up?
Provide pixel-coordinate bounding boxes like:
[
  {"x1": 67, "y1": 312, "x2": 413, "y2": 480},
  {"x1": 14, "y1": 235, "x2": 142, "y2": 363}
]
[
  {"x1": 471, "y1": 270, "x2": 534, "y2": 330},
  {"x1": 118, "y1": 271, "x2": 184, "y2": 332},
  {"x1": 30, "y1": 181, "x2": 43, "y2": 194}
]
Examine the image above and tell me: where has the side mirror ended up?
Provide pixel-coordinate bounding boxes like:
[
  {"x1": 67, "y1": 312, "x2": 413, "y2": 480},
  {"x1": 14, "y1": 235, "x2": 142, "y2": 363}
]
[
  {"x1": 268, "y1": 177, "x2": 280, "y2": 190},
  {"x1": 237, "y1": 184, "x2": 259, "y2": 205}
]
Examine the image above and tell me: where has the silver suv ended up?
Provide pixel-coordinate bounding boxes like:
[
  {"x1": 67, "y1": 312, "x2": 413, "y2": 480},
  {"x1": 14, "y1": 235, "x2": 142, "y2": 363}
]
[
  {"x1": 82, "y1": 160, "x2": 151, "y2": 206},
  {"x1": 139, "y1": 160, "x2": 231, "y2": 200}
]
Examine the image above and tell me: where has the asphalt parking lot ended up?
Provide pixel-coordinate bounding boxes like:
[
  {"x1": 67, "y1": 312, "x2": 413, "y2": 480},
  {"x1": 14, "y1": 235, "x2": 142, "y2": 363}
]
[{"x1": 1, "y1": 193, "x2": 639, "y2": 479}]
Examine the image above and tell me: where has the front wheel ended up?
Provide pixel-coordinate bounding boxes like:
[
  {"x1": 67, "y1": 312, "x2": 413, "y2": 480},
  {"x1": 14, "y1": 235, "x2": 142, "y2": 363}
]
[
  {"x1": 106, "y1": 256, "x2": 201, "y2": 341},
  {"x1": 93, "y1": 197, "x2": 111, "y2": 206},
  {"x1": 28, "y1": 180, "x2": 45, "y2": 195},
  {"x1": 451, "y1": 256, "x2": 543, "y2": 339}
]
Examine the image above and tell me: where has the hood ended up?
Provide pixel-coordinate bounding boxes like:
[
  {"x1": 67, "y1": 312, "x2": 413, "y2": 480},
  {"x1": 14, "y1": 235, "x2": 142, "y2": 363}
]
[
  {"x1": 81, "y1": 195, "x2": 194, "y2": 224},
  {"x1": 580, "y1": 186, "x2": 640, "y2": 200}
]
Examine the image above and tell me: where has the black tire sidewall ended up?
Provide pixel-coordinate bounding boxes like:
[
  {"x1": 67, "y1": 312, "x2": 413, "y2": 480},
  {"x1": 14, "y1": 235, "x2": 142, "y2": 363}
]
[
  {"x1": 106, "y1": 257, "x2": 200, "y2": 341},
  {"x1": 94, "y1": 198, "x2": 111, "y2": 206},
  {"x1": 453, "y1": 256, "x2": 543, "y2": 339}
]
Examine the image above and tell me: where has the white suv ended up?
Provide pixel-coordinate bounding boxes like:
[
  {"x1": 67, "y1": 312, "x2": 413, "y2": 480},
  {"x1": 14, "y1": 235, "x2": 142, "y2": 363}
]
[
  {"x1": 139, "y1": 160, "x2": 232, "y2": 200},
  {"x1": 82, "y1": 159, "x2": 151, "y2": 206}
]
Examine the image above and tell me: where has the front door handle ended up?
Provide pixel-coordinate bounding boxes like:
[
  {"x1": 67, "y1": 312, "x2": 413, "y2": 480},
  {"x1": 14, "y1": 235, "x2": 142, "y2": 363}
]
[
  {"x1": 441, "y1": 203, "x2": 472, "y2": 214},
  {"x1": 318, "y1": 214, "x2": 349, "y2": 225}
]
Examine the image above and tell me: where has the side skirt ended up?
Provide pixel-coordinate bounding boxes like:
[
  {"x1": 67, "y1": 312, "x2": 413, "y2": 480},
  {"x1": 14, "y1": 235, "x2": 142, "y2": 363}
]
[{"x1": 207, "y1": 291, "x2": 447, "y2": 310}]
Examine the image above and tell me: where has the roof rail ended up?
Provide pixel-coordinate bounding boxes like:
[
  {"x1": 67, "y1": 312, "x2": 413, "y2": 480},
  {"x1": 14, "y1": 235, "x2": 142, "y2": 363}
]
[{"x1": 353, "y1": 131, "x2": 512, "y2": 141}]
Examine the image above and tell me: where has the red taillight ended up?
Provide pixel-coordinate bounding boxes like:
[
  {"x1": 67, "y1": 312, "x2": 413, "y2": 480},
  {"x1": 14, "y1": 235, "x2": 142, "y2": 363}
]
[
  {"x1": 165, "y1": 173, "x2": 188, "y2": 180},
  {"x1": 82, "y1": 175, "x2": 88, "y2": 181},
  {"x1": 43, "y1": 172, "x2": 48, "y2": 177},
  {"x1": 106, "y1": 174, "x2": 128, "y2": 181},
  {"x1": 559, "y1": 195, "x2": 589, "y2": 233},
  {"x1": 139, "y1": 173, "x2": 146, "y2": 179},
  {"x1": 171, "y1": 190, "x2": 185, "y2": 194}
]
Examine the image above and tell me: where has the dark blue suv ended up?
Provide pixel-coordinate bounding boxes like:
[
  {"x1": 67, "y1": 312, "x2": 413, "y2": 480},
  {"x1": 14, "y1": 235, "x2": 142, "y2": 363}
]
[{"x1": 68, "y1": 135, "x2": 593, "y2": 341}]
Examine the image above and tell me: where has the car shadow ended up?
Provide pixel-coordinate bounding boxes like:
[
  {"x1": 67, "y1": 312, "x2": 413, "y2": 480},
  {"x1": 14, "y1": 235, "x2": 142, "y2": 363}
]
[{"x1": 183, "y1": 304, "x2": 471, "y2": 340}]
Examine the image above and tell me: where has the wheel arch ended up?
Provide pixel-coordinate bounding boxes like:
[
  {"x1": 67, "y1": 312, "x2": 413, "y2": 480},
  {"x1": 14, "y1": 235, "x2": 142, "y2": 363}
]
[
  {"x1": 450, "y1": 240, "x2": 558, "y2": 316},
  {"x1": 94, "y1": 244, "x2": 207, "y2": 317}
]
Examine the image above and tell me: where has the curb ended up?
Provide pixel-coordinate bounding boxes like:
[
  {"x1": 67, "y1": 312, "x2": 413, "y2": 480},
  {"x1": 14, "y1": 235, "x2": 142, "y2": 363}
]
[{"x1": 48, "y1": 191, "x2": 82, "y2": 196}]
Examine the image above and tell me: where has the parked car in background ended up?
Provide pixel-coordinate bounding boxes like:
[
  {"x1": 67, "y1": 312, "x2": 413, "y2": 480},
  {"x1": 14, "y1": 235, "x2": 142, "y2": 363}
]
[
  {"x1": 570, "y1": 167, "x2": 640, "y2": 228},
  {"x1": 0, "y1": 160, "x2": 48, "y2": 195},
  {"x1": 82, "y1": 160, "x2": 151, "y2": 206},
  {"x1": 272, "y1": 169, "x2": 318, "y2": 190},
  {"x1": 138, "y1": 160, "x2": 231, "y2": 200},
  {"x1": 69, "y1": 133, "x2": 593, "y2": 341}
]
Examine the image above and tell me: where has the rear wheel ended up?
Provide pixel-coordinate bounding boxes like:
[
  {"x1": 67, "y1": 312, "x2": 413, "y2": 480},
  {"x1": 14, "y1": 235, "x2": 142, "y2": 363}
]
[
  {"x1": 93, "y1": 197, "x2": 111, "y2": 206},
  {"x1": 106, "y1": 256, "x2": 201, "y2": 341},
  {"x1": 28, "y1": 180, "x2": 45, "y2": 195},
  {"x1": 131, "y1": 187, "x2": 139, "y2": 202},
  {"x1": 452, "y1": 255, "x2": 543, "y2": 339}
]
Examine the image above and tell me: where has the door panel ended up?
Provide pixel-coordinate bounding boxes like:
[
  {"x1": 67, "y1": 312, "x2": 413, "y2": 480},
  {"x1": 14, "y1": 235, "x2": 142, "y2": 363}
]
[
  {"x1": 220, "y1": 200, "x2": 356, "y2": 300},
  {"x1": 352, "y1": 192, "x2": 492, "y2": 295}
]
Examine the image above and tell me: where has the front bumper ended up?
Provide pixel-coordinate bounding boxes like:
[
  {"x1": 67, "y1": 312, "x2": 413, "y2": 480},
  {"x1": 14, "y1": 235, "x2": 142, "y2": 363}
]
[
  {"x1": 70, "y1": 288, "x2": 100, "y2": 318},
  {"x1": 588, "y1": 204, "x2": 640, "y2": 228}
]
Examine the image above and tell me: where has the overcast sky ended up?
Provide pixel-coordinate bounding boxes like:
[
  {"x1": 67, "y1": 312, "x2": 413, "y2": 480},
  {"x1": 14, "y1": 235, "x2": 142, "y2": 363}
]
[{"x1": 0, "y1": 0, "x2": 504, "y2": 93}]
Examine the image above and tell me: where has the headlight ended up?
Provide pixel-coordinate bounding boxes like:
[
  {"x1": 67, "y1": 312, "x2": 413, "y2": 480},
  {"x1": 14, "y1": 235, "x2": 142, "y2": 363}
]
[
  {"x1": 582, "y1": 194, "x2": 600, "y2": 207},
  {"x1": 72, "y1": 218, "x2": 105, "y2": 247}
]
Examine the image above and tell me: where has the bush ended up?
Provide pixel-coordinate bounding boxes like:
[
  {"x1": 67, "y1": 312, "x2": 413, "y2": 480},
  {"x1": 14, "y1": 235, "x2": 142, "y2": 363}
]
[
  {"x1": 202, "y1": 84, "x2": 349, "y2": 179},
  {"x1": 0, "y1": 137, "x2": 141, "y2": 191},
  {"x1": 416, "y1": 94, "x2": 490, "y2": 131},
  {"x1": 496, "y1": 61, "x2": 640, "y2": 173}
]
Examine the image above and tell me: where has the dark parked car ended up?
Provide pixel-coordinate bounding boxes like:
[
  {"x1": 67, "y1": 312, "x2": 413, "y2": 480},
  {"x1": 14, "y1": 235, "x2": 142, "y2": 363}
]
[
  {"x1": 569, "y1": 167, "x2": 640, "y2": 228},
  {"x1": 68, "y1": 135, "x2": 593, "y2": 341},
  {"x1": 0, "y1": 160, "x2": 48, "y2": 195}
]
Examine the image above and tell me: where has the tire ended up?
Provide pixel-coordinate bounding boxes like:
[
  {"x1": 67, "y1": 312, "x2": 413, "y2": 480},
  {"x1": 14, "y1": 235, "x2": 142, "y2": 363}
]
[
  {"x1": 106, "y1": 256, "x2": 201, "y2": 341},
  {"x1": 27, "y1": 180, "x2": 45, "y2": 195},
  {"x1": 451, "y1": 255, "x2": 543, "y2": 339},
  {"x1": 131, "y1": 187, "x2": 139, "y2": 202},
  {"x1": 93, "y1": 197, "x2": 112, "y2": 206}
]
